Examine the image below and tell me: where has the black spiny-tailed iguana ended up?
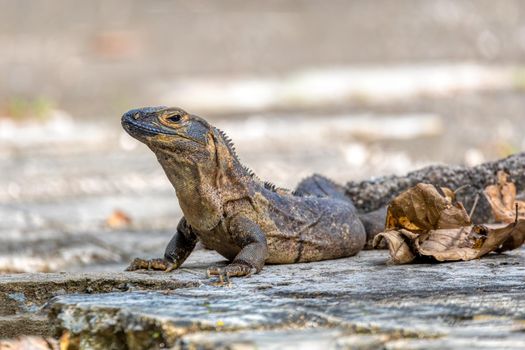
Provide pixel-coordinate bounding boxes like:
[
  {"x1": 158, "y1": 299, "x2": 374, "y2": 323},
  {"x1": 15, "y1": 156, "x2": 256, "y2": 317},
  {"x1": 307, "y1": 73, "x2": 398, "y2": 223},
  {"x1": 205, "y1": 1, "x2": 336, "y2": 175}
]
[{"x1": 121, "y1": 106, "x2": 385, "y2": 279}]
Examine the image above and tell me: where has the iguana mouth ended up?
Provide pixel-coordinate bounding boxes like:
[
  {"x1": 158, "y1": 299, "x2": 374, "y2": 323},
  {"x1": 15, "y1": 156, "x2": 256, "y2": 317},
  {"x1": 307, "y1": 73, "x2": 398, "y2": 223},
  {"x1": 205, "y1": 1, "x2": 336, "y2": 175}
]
[{"x1": 122, "y1": 117, "x2": 178, "y2": 137}]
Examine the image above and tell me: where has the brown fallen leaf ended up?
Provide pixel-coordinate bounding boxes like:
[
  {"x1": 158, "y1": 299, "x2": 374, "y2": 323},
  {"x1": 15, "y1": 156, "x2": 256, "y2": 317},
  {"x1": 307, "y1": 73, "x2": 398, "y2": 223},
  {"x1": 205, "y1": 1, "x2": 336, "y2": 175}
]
[
  {"x1": 373, "y1": 230, "x2": 417, "y2": 264},
  {"x1": 375, "y1": 181, "x2": 525, "y2": 264},
  {"x1": 374, "y1": 220, "x2": 525, "y2": 264},
  {"x1": 484, "y1": 170, "x2": 525, "y2": 223},
  {"x1": 106, "y1": 209, "x2": 132, "y2": 229},
  {"x1": 385, "y1": 183, "x2": 471, "y2": 232}
]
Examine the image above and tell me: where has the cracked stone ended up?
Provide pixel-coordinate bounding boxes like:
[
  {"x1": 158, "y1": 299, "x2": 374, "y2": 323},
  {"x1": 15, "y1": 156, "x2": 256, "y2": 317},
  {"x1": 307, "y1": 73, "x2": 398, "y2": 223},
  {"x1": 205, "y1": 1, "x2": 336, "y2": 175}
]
[{"x1": 43, "y1": 248, "x2": 525, "y2": 349}]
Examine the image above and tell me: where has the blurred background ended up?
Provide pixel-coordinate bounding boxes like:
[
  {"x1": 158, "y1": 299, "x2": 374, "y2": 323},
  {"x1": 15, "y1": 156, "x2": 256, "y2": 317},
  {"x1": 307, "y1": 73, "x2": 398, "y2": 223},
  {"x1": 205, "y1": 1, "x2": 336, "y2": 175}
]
[{"x1": 1, "y1": 0, "x2": 525, "y2": 273}]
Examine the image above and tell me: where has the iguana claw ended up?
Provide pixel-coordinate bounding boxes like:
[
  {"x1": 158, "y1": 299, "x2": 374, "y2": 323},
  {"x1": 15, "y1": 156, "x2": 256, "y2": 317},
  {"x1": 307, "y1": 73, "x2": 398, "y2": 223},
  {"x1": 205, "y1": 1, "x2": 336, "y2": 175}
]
[
  {"x1": 206, "y1": 262, "x2": 255, "y2": 282},
  {"x1": 125, "y1": 257, "x2": 176, "y2": 272}
]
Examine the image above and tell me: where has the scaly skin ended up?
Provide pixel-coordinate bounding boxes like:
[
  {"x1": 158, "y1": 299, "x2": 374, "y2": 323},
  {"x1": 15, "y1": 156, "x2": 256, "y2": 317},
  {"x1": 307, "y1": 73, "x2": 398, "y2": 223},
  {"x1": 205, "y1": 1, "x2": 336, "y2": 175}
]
[{"x1": 121, "y1": 106, "x2": 380, "y2": 279}]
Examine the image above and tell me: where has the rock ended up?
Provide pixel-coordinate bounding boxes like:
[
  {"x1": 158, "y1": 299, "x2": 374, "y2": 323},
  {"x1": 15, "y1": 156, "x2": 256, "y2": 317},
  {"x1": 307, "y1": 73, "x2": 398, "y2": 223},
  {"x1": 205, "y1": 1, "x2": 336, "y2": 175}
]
[
  {"x1": 46, "y1": 249, "x2": 525, "y2": 349},
  {"x1": 0, "y1": 315, "x2": 51, "y2": 339},
  {"x1": 0, "y1": 265, "x2": 208, "y2": 339},
  {"x1": 0, "y1": 270, "x2": 206, "y2": 316},
  {"x1": 345, "y1": 152, "x2": 525, "y2": 222},
  {"x1": 180, "y1": 329, "x2": 390, "y2": 350},
  {"x1": 386, "y1": 326, "x2": 525, "y2": 350}
]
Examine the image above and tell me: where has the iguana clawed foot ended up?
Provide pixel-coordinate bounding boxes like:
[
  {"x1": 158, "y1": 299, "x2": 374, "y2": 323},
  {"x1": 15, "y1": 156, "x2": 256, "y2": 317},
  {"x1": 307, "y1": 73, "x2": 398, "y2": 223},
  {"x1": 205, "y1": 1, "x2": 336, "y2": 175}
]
[
  {"x1": 125, "y1": 258, "x2": 177, "y2": 272},
  {"x1": 206, "y1": 262, "x2": 255, "y2": 283}
]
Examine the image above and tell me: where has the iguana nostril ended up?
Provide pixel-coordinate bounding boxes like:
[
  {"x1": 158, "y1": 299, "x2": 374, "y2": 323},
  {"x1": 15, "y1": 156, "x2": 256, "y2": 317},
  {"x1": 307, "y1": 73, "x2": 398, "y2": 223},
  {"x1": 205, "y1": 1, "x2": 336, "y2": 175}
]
[{"x1": 133, "y1": 113, "x2": 140, "y2": 120}]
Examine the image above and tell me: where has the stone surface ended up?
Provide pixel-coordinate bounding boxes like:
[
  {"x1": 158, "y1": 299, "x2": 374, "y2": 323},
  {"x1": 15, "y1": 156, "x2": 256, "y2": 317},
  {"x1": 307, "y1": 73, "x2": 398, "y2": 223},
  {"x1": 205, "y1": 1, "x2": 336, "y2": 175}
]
[
  {"x1": 179, "y1": 329, "x2": 390, "y2": 350},
  {"x1": 0, "y1": 315, "x2": 51, "y2": 339},
  {"x1": 0, "y1": 263, "x2": 209, "y2": 338},
  {"x1": 46, "y1": 248, "x2": 525, "y2": 349},
  {"x1": 0, "y1": 268, "x2": 208, "y2": 317}
]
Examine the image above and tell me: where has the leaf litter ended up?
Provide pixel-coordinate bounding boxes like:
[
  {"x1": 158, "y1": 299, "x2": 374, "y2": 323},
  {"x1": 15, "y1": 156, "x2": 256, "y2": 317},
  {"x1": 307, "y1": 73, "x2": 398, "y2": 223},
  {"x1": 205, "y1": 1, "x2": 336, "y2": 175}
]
[{"x1": 374, "y1": 173, "x2": 525, "y2": 264}]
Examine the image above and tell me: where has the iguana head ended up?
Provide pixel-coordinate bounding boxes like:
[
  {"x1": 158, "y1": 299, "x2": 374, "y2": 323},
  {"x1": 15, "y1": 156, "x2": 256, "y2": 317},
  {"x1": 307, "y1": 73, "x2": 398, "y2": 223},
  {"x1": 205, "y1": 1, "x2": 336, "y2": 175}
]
[
  {"x1": 121, "y1": 106, "x2": 213, "y2": 150},
  {"x1": 121, "y1": 106, "x2": 251, "y2": 230},
  {"x1": 121, "y1": 106, "x2": 250, "y2": 174}
]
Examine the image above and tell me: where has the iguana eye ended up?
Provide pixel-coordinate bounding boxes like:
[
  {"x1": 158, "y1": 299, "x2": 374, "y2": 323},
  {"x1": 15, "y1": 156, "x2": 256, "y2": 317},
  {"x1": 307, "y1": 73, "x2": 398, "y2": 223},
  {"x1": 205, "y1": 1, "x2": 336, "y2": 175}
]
[{"x1": 166, "y1": 114, "x2": 181, "y2": 123}]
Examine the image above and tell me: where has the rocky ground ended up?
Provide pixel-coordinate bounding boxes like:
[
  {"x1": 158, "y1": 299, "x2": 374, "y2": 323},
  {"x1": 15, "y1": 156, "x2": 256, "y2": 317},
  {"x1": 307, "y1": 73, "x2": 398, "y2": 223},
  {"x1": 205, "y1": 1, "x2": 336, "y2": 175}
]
[
  {"x1": 1, "y1": 112, "x2": 524, "y2": 348},
  {"x1": 1, "y1": 249, "x2": 524, "y2": 349}
]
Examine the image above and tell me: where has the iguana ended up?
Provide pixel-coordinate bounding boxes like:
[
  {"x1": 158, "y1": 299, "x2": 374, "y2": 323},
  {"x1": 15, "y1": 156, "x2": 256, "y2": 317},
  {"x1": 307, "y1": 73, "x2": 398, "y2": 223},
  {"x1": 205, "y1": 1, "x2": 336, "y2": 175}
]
[{"x1": 122, "y1": 106, "x2": 385, "y2": 279}]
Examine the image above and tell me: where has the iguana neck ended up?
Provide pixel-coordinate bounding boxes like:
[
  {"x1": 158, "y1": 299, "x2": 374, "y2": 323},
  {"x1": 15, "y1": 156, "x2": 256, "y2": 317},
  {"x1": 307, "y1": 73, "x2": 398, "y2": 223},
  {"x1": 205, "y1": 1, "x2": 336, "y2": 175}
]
[{"x1": 153, "y1": 130, "x2": 257, "y2": 231}]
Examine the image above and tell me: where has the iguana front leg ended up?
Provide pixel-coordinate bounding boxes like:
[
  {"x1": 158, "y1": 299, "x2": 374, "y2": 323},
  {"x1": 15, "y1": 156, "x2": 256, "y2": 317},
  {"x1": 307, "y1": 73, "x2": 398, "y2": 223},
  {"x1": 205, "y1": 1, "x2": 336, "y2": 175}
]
[
  {"x1": 126, "y1": 217, "x2": 197, "y2": 272},
  {"x1": 207, "y1": 215, "x2": 268, "y2": 280}
]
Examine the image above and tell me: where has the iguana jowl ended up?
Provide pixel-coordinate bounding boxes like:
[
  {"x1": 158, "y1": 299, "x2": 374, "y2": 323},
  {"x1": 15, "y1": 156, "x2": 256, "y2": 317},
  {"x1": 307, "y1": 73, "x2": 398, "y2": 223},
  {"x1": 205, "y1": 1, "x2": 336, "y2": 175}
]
[{"x1": 122, "y1": 106, "x2": 383, "y2": 278}]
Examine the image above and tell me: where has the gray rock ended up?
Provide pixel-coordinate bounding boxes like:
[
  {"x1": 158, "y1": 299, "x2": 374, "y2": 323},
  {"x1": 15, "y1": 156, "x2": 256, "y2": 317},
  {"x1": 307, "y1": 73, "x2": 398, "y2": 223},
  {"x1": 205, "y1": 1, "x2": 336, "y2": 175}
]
[
  {"x1": 345, "y1": 152, "x2": 525, "y2": 222},
  {"x1": 179, "y1": 329, "x2": 389, "y2": 350},
  {"x1": 46, "y1": 248, "x2": 525, "y2": 349},
  {"x1": 0, "y1": 270, "x2": 203, "y2": 316},
  {"x1": 0, "y1": 315, "x2": 51, "y2": 339}
]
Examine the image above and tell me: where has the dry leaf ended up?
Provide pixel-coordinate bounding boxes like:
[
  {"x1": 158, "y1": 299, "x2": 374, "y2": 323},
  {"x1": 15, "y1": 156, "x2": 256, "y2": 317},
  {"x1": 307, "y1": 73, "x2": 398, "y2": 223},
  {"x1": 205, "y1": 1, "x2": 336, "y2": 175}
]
[
  {"x1": 375, "y1": 181, "x2": 525, "y2": 264},
  {"x1": 385, "y1": 183, "x2": 471, "y2": 232},
  {"x1": 375, "y1": 220, "x2": 525, "y2": 264},
  {"x1": 415, "y1": 227, "x2": 479, "y2": 261},
  {"x1": 106, "y1": 209, "x2": 132, "y2": 229},
  {"x1": 372, "y1": 230, "x2": 417, "y2": 264},
  {"x1": 484, "y1": 171, "x2": 525, "y2": 223}
]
